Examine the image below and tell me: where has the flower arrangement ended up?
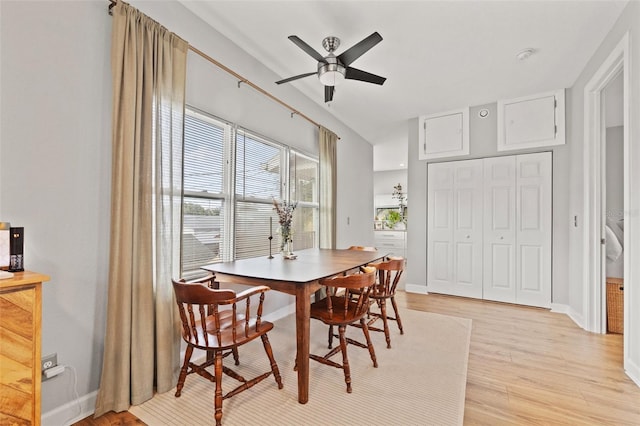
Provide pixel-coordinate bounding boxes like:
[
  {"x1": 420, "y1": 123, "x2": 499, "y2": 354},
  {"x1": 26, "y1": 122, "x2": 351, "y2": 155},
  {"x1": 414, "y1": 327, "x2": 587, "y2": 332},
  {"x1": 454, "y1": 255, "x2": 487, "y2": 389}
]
[
  {"x1": 392, "y1": 183, "x2": 406, "y2": 210},
  {"x1": 273, "y1": 198, "x2": 297, "y2": 252}
]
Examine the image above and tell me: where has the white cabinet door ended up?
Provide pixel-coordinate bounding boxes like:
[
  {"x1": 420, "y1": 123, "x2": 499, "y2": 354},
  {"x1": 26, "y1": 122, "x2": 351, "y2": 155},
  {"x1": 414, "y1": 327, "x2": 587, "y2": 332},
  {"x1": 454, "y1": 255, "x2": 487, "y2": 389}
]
[
  {"x1": 516, "y1": 152, "x2": 552, "y2": 307},
  {"x1": 483, "y1": 156, "x2": 517, "y2": 302},
  {"x1": 419, "y1": 108, "x2": 470, "y2": 160},
  {"x1": 428, "y1": 159, "x2": 483, "y2": 298},
  {"x1": 497, "y1": 89, "x2": 565, "y2": 151}
]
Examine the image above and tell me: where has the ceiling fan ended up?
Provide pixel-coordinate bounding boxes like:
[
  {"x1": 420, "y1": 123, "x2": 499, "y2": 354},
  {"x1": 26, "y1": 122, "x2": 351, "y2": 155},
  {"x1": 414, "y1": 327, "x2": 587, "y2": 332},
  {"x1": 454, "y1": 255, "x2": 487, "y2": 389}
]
[{"x1": 275, "y1": 32, "x2": 386, "y2": 103}]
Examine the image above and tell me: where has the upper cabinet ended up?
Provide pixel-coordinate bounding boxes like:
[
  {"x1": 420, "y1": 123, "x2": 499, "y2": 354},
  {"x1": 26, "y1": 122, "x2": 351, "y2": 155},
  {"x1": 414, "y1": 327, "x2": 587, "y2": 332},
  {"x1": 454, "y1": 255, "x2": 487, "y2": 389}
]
[
  {"x1": 497, "y1": 89, "x2": 565, "y2": 151},
  {"x1": 418, "y1": 107, "x2": 469, "y2": 160}
]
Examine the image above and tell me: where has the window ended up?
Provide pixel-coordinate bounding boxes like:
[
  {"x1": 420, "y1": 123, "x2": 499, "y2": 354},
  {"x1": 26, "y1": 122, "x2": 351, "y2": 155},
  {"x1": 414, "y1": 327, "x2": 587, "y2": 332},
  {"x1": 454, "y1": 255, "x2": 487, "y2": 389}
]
[
  {"x1": 181, "y1": 107, "x2": 318, "y2": 277},
  {"x1": 182, "y1": 111, "x2": 228, "y2": 274},
  {"x1": 289, "y1": 151, "x2": 318, "y2": 251},
  {"x1": 235, "y1": 129, "x2": 284, "y2": 260}
]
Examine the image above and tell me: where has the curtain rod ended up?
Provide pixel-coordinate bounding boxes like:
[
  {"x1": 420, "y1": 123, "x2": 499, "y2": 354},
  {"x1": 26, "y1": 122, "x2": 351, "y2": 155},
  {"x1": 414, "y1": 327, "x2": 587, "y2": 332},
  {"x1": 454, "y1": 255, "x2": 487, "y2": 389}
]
[{"x1": 108, "y1": 0, "x2": 339, "y2": 137}]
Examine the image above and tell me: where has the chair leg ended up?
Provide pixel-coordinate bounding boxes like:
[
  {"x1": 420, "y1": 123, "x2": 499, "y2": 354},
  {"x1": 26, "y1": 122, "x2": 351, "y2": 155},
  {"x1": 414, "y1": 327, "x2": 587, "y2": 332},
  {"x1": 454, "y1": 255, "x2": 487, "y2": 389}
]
[
  {"x1": 261, "y1": 334, "x2": 284, "y2": 389},
  {"x1": 232, "y1": 347, "x2": 240, "y2": 365},
  {"x1": 214, "y1": 350, "x2": 224, "y2": 426},
  {"x1": 338, "y1": 325, "x2": 352, "y2": 393},
  {"x1": 175, "y1": 345, "x2": 193, "y2": 397},
  {"x1": 390, "y1": 296, "x2": 404, "y2": 335},
  {"x1": 379, "y1": 299, "x2": 392, "y2": 348},
  {"x1": 360, "y1": 317, "x2": 378, "y2": 368},
  {"x1": 328, "y1": 325, "x2": 334, "y2": 349}
]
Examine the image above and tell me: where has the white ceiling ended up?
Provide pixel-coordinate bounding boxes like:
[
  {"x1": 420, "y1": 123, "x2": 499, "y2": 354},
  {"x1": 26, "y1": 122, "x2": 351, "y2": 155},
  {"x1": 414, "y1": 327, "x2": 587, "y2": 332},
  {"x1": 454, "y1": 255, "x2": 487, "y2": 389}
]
[{"x1": 178, "y1": 0, "x2": 627, "y2": 170}]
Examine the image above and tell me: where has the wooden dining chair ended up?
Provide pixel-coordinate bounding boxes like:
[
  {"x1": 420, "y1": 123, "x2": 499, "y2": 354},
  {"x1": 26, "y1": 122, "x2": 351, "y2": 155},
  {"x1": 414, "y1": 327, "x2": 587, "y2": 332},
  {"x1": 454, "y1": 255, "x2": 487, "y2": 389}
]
[
  {"x1": 352, "y1": 256, "x2": 405, "y2": 348},
  {"x1": 325, "y1": 245, "x2": 379, "y2": 348},
  {"x1": 172, "y1": 275, "x2": 283, "y2": 426},
  {"x1": 308, "y1": 266, "x2": 378, "y2": 393}
]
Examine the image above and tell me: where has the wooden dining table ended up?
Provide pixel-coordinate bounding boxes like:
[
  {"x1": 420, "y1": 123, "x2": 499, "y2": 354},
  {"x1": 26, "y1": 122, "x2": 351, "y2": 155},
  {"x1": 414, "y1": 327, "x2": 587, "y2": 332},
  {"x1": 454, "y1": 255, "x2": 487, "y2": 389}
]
[{"x1": 201, "y1": 248, "x2": 386, "y2": 404}]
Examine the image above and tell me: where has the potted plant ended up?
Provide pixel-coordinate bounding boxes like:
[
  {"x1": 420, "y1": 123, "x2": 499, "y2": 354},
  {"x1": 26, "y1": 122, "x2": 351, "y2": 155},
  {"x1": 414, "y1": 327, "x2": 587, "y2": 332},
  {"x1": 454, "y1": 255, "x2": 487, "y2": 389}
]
[{"x1": 386, "y1": 210, "x2": 403, "y2": 229}]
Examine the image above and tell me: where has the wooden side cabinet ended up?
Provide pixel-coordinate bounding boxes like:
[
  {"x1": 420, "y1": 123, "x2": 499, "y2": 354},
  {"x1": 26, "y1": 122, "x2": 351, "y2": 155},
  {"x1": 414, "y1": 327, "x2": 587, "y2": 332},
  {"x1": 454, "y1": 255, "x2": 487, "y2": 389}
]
[{"x1": 0, "y1": 271, "x2": 50, "y2": 425}]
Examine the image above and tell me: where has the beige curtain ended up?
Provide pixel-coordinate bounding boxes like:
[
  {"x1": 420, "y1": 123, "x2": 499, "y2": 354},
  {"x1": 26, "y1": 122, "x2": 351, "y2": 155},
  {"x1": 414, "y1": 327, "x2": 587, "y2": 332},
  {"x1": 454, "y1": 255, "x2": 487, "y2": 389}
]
[
  {"x1": 94, "y1": 2, "x2": 188, "y2": 416},
  {"x1": 319, "y1": 126, "x2": 338, "y2": 249}
]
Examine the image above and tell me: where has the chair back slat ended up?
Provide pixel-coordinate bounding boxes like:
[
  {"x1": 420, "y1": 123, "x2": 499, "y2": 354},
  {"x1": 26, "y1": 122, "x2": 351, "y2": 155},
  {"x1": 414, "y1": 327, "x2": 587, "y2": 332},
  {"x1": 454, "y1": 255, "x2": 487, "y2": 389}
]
[
  {"x1": 373, "y1": 257, "x2": 405, "y2": 297},
  {"x1": 172, "y1": 276, "x2": 273, "y2": 348},
  {"x1": 318, "y1": 268, "x2": 376, "y2": 321}
]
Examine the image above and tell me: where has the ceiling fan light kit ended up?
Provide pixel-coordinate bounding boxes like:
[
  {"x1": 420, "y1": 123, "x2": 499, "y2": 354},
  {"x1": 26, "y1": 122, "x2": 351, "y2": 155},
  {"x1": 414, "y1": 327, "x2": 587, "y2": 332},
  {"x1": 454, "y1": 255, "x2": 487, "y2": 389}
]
[
  {"x1": 318, "y1": 56, "x2": 346, "y2": 86},
  {"x1": 276, "y1": 32, "x2": 386, "y2": 102}
]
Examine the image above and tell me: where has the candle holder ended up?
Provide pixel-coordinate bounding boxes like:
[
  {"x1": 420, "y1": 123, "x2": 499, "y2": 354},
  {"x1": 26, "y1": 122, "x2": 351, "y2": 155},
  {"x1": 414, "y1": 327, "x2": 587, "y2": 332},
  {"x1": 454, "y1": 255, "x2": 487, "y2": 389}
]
[{"x1": 268, "y1": 235, "x2": 274, "y2": 259}]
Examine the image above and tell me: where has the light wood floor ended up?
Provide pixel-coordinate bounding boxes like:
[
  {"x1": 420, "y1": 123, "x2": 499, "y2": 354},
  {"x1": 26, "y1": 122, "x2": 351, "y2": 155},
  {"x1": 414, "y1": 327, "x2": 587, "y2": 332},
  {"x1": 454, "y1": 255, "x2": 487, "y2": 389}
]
[{"x1": 74, "y1": 291, "x2": 640, "y2": 425}]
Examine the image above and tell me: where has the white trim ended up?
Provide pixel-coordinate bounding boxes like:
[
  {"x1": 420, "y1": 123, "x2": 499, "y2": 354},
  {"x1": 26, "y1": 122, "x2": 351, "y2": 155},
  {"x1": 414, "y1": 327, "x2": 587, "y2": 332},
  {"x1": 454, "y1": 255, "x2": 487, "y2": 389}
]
[
  {"x1": 549, "y1": 303, "x2": 570, "y2": 314},
  {"x1": 405, "y1": 283, "x2": 429, "y2": 294},
  {"x1": 582, "y1": 32, "x2": 630, "y2": 335},
  {"x1": 42, "y1": 390, "x2": 97, "y2": 426},
  {"x1": 626, "y1": 359, "x2": 640, "y2": 388}
]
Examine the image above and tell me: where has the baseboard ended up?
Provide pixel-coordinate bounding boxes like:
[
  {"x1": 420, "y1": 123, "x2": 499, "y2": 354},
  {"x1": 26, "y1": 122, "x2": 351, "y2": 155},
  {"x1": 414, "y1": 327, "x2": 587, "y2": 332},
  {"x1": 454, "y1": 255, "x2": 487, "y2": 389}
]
[
  {"x1": 550, "y1": 303, "x2": 570, "y2": 314},
  {"x1": 42, "y1": 390, "x2": 97, "y2": 426},
  {"x1": 566, "y1": 307, "x2": 585, "y2": 330},
  {"x1": 405, "y1": 283, "x2": 428, "y2": 294},
  {"x1": 625, "y1": 357, "x2": 640, "y2": 387},
  {"x1": 263, "y1": 302, "x2": 295, "y2": 323}
]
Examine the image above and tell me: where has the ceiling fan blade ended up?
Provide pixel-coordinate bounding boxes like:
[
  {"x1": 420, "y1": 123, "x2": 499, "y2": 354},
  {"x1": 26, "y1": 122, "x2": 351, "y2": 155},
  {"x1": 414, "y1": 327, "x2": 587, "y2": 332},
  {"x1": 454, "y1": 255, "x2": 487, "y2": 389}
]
[
  {"x1": 288, "y1": 36, "x2": 327, "y2": 64},
  {"x1": 275, "y1": 71, "x2": 317, "y2": 85},
  {"x1": 325, "y1": 85, "x2": 335, "y2": 103},
  {"x1": 345, "y1": 67, "x2": 386, "y2": 85},
  {"x1": 337, "y1": 32, "x2": 382, "y2": 67}
]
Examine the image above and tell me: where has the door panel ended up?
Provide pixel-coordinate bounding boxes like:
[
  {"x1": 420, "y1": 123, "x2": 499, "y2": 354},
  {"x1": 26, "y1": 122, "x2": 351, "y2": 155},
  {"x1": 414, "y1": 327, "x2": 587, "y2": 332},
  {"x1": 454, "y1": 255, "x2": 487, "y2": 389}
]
[
  {"x1": 483, "y1": 156, "x2": 517, "y2": 302},
  {"x1": 427, "y1": 163, "x2": 454, "y2": 292},
  {"x1": 516, "y1": 152, "x2": 552, "y2": 307},
  {"x1": 520, "y1": 245, "x2": 543, "y2": 291},
  {"x1": 428, "y1": 159, "x2": 483, "y2": 298}
]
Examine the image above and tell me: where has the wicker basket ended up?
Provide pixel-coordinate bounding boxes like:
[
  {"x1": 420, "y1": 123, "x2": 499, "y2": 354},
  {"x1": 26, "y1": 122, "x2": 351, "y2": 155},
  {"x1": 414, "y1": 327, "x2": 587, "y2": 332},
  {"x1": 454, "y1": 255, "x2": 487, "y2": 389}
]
[{"x1": 606, "y1": 277, "x2": 624, "y2": 334}]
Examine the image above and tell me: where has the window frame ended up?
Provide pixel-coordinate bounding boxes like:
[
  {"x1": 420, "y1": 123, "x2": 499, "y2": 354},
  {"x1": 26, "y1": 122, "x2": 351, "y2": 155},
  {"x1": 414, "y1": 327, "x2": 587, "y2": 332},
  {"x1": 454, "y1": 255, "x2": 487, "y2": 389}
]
[{"x1": 181, "y1": 106, "x2": 319, "y2": 277}]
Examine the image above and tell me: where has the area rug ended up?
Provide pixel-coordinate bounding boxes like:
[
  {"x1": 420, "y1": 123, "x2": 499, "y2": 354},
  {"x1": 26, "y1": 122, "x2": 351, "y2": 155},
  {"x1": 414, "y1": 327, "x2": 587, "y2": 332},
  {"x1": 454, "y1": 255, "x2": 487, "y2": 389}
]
[{"x1": 129, "y1": 309, "x2": 472, "y2": 426}]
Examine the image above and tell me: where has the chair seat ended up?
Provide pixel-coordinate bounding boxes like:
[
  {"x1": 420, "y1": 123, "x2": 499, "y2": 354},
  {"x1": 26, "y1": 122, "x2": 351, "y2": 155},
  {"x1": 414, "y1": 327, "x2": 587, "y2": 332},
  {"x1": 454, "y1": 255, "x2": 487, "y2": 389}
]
[
  {"x1": 188, "y1": 317, "x2": 273, "y2": 350},
  {"x1": 310, "y1": 296, "x2": 363, "y2": 325}
]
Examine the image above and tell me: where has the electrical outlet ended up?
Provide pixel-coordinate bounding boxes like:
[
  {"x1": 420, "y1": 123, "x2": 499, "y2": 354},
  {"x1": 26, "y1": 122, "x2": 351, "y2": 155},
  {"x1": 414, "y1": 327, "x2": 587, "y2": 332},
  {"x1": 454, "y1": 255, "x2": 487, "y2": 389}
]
[{"x1": 41, "y1": 353, "x2": 57, "y2": 372}]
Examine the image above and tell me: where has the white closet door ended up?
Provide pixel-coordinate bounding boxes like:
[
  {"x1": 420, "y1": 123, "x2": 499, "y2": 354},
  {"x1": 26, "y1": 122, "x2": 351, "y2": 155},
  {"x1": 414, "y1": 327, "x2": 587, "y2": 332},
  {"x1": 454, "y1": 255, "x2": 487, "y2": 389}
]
[
  {"x1": 483, "y1": 156, "x2": 517, "y2": 302},
  {"x1": 427, "y1": 163, "x2": 454, "y2": 292},
  {"x1": 516, "y1": 152, "x2": 552, "y2": 307},
  {"x1": 427, "y1": 159, "x2": 483, "y2": 298},
  {"x1": 452, "y1": 160, "x2": 484, "y2": 298}
]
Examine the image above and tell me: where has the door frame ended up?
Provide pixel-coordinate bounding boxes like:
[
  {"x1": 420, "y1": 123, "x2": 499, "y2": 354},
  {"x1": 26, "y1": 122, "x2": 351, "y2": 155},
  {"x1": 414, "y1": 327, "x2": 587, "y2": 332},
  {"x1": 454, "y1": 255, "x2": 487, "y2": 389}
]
[{"x1": 583, "y1": 32, "x2": 630, "y2": 340}]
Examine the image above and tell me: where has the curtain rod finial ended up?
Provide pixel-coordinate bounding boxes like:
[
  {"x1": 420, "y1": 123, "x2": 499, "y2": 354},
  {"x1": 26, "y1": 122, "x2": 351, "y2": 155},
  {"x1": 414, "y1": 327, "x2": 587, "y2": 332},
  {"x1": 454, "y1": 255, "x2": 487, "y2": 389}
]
[{"x1": 108, "y1": 0, "x2": 118, "y2": 15}]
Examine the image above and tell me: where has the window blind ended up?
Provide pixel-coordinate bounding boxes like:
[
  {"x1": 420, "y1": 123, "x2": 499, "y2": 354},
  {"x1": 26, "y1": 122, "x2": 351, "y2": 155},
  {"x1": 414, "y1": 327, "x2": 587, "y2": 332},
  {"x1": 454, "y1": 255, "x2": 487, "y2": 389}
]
[
  {"x1": 235, "y1": 130, "x2": 283, "y2": 259},
  {"x1": 182, "y1": 111, "x2": 227, "y2": 276}
]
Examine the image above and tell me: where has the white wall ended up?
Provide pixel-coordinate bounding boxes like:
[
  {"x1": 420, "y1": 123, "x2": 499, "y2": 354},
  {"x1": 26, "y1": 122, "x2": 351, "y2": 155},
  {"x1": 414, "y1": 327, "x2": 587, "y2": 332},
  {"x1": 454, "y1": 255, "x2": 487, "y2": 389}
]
[
  {"x1": 374, "y1": 169, "x2": 407, "y2": 198},
  {"x1": 0, "y1": 0, "x2": 374, "y2": 420},
  {"x1": 406, "y1": 102, "x2": 571, "y2": 305},
  {"x1": 567, "y1": 0, "x2": 640, "y2": 384}
]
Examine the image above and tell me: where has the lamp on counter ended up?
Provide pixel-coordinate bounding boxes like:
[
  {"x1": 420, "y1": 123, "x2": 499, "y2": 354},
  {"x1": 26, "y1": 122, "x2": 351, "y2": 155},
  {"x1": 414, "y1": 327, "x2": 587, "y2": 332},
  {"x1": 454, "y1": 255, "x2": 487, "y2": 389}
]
[
  {"x1": 8, "y1": 227, "x2": 24, "y2": 272},
  {"x1": 0, "y1": 222, "x2": 10, "y2": 270}
]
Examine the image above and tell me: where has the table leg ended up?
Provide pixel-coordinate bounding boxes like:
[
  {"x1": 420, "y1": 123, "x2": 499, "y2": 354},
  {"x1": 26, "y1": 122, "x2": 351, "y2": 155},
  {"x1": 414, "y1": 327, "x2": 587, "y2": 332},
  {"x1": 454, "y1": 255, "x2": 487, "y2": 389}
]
[{"x1": 295, "y1": 284, "x2": 311, "y2": 404}]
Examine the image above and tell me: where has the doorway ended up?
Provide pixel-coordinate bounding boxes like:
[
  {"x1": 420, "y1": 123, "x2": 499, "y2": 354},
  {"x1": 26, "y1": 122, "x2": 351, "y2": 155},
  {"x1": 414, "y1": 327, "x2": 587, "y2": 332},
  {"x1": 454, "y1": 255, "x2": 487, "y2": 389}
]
[{"x1": 583, "y1": 34, "x2": 629, "y2": 347}]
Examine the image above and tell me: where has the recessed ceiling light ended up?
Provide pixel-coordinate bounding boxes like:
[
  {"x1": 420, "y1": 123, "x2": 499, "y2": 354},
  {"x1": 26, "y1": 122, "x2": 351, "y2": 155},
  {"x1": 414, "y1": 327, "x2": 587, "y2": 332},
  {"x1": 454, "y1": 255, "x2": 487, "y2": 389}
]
[
  {"x1": 516, "y1": 48, "x2": 536, "y2": 61},
  {"x1": 400, "y1": 163, "x2": 405, "y2": 168}
]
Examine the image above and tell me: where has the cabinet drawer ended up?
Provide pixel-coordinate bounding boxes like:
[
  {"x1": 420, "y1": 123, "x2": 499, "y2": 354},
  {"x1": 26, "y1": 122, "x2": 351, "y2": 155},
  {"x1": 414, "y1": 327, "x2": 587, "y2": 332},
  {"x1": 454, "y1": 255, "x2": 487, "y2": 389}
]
[
  {"x1": 374, "y1": 231, "x2": 405, "y2": 240},
  {"x1": 375, "y1": 240, "x2": 403, "y2": 249}
]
